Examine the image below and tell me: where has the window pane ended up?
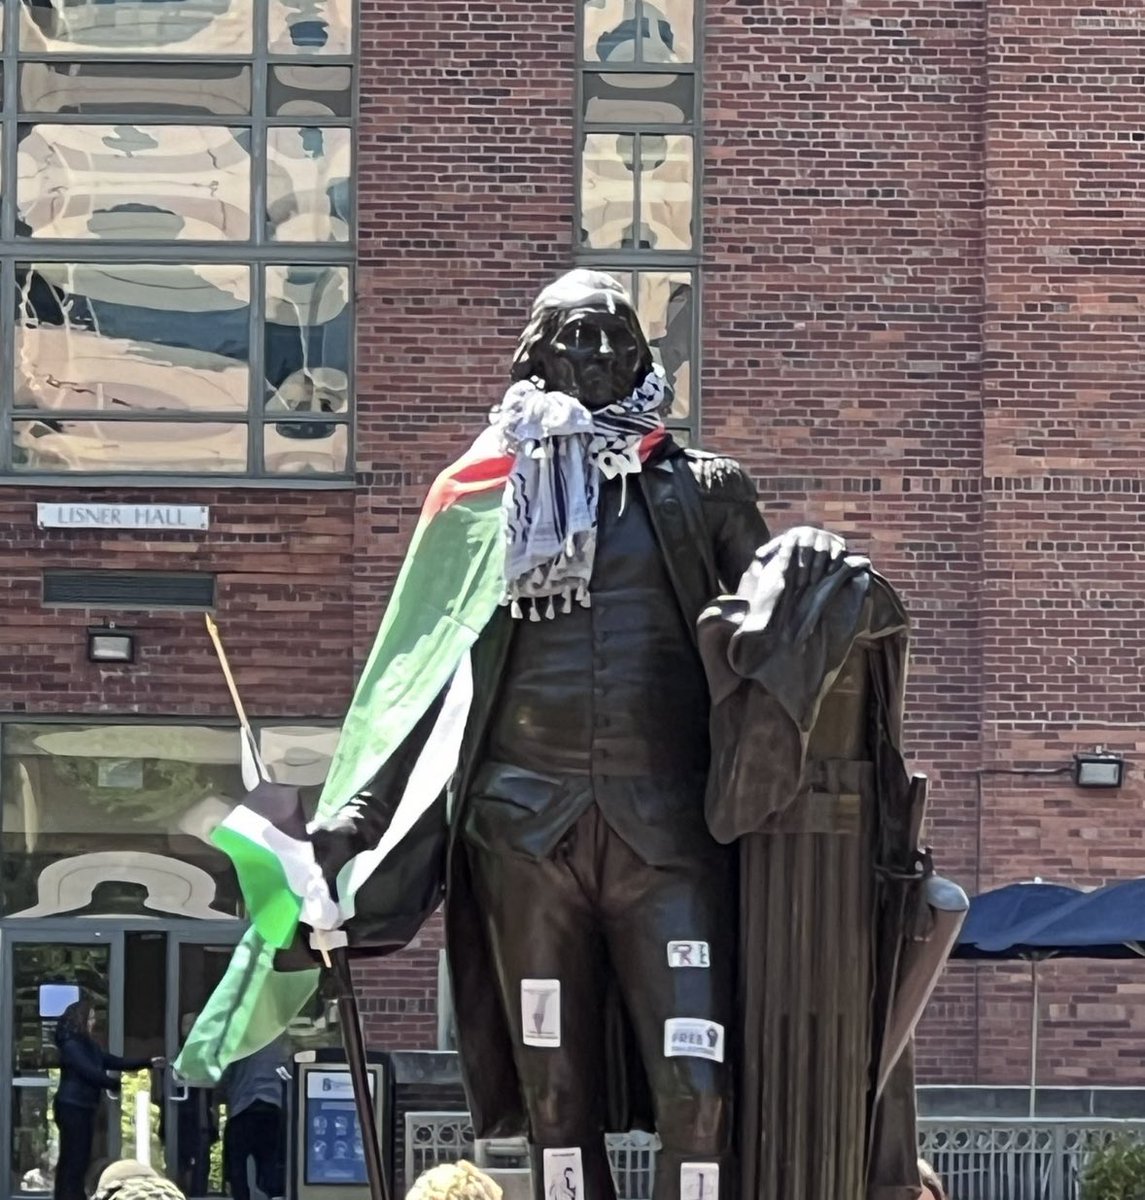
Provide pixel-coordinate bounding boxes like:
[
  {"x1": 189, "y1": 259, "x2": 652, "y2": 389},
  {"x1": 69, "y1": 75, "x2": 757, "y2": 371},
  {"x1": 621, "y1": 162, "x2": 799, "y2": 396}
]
[
  {"x1": 580, "y1": 132, "x2": 635, "y2": 251},
  {"x1": 269, "y1": 0, "x2": 353, "y2": 55},
  {"x1": 265, "y1": 265, "x2": 351, "y2": 416},
  {"x1": 15, "y1": 263, "x2": 250, "y2": 413},
  {"x1": 642, "y1": 0, "x2": 694, "y2": 63},
  {"x1": 269, "y1": 65, "x2": 352, "y2": 117},
  {"x1": 635, "y1": 271, "x2": 692, "y2": 419},
  {"x1": 583, "y1": 0, "x2": 637, "y2": 64},
  {"x1": 583, "y1": 72, "x2": 693, "y2": 124},
  {"x1": 11, "y1": 420, "x2": 249, "y2": 473},
  {"x1": 17, "y1": 125, "x2": 252, "y2": 241},
  {"x1": 583, "y1": 0, "x2": 693, "y2": 64},
  {"x1": 20, "y1": 62, "x2": 252, "y2": 116},
  {"x1": 266, "y1": 127, "x2": 352, "y2": 243},
  {"x1": 0, "y1": 723, "x2": 246, "y2": 918},
  {"x1": 639, "y1": 133, "x2": 693, "y2": 250},
  {"x1": 19, "y1": 0, "x2": 252, "y2": 54},
  {"x1": 263, "y1": 422, "x2": 349, "y2": 475}
]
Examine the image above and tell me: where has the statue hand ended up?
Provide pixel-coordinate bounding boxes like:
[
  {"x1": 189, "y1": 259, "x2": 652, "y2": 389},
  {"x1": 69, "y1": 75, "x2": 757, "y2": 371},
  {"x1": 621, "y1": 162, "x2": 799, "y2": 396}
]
[{"x1": 767, "y1": 525, "x2": 847, "y2": 594}]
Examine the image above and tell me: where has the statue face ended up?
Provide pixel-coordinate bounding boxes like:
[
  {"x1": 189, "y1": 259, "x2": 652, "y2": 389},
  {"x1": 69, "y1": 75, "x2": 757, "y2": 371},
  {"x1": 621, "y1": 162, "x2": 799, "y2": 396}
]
[{"x1": 534, "y1": 307, "x2": 644, "y2": 410}]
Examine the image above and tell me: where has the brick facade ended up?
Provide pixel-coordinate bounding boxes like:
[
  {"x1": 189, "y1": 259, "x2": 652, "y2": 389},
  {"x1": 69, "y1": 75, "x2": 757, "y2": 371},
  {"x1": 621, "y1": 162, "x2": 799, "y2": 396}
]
[{"x1": 3, "y1": 0, "x2": 1143, "y2": 1088}]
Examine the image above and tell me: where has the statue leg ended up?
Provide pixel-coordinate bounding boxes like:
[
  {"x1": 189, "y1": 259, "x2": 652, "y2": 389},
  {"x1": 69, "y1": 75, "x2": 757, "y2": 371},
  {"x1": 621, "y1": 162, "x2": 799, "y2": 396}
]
[
  {"x1": 600, "y1": 833, "x2": 736, "y2": 1200},
  {"x1": 467, "y1": 834, "x2": 618, "y2": 1200}
]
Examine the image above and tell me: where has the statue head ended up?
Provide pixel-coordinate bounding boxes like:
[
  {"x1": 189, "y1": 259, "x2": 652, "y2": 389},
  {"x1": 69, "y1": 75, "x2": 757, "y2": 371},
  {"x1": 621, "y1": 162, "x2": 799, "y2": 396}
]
[{"x1": 510, "y1": 270, "x2": 655, "y2": 410}]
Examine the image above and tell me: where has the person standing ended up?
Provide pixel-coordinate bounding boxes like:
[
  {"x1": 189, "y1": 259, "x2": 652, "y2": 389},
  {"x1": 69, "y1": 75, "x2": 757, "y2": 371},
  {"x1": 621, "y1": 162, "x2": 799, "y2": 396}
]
[
  {"x1": 53, "y1": 999, "x2": 163, "y2": 1200},
  {"x1": 220, "y1": 1037, "x2": 290, "y2": 1200}
]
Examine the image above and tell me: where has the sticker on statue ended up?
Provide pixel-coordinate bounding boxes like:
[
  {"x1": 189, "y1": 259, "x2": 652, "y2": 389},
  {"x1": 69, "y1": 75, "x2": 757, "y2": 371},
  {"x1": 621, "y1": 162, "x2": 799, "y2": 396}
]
[
  {"x1": 663, "y1": 1018, "x2": 725, "y2": 1062},
  {"x1": 680, "y1": 1163, "x2": 720, "y2": 1200},
  {"x1": 543, "y1": 1148, "x2": 584, "y2": 1200},
  {"x1": 521, "y1": 979, "x2": 561, "y2": 1047},
  {"x1": 666, "y1": 940, "x2": 710, "y2": 968}
]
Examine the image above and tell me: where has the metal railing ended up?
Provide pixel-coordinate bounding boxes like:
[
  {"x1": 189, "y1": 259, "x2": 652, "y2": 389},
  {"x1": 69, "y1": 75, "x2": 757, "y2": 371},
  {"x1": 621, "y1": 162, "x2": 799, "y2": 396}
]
[
  {"x1": 403, "y1": 1114, "x2": 659, "y2": 1200},
  {"x1": 919, "y1": 1118, "x2": 1145, "y2": 1200},
  {"x1": 405, "y1": 1111, "x2": 1145, "y2": 1200}
]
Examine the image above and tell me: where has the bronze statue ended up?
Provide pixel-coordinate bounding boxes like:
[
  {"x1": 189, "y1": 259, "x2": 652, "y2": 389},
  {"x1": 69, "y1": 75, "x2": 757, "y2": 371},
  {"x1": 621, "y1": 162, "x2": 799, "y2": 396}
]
[{"x1": 184, "y1": 270, "x2": 960, "y2": 1200}]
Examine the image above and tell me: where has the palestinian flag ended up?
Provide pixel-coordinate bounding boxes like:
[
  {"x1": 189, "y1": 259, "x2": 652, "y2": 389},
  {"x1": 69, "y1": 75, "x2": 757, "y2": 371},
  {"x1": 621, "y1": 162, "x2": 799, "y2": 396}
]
[
  {"x1": 175, "y1": 430, "x2": 512, "y2": 1083},
  {"x1": 176, "y1": 424, "x2": 667, "y2": 1083}
]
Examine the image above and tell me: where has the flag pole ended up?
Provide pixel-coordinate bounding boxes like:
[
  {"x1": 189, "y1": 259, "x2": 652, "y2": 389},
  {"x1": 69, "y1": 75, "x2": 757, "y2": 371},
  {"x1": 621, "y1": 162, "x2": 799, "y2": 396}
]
[{"x1": 331, "y1": 946, "x2": 391, "y2": 1200}]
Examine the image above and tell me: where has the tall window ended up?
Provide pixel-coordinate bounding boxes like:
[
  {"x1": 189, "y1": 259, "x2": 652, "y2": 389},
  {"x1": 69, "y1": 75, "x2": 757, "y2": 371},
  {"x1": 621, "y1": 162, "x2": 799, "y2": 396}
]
[
  {"x1": 0, "y1": 1, "x2": 354, "y2": 480},
  {"x1": 576, "y1": 0, "x2": 698, "y2": 443}
]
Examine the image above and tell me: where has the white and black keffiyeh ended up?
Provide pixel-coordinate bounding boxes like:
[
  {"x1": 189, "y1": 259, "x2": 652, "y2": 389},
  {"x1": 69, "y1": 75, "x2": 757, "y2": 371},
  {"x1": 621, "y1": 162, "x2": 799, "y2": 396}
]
[{"x1": 490, "y1": 366, "x2": 667, "y2": 619}]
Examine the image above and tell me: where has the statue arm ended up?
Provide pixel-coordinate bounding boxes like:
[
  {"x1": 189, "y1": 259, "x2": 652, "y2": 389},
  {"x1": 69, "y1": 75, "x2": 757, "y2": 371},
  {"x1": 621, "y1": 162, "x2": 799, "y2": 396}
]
[{"x1": 701, "y1": 458, "x2": 770, "y2": 589}]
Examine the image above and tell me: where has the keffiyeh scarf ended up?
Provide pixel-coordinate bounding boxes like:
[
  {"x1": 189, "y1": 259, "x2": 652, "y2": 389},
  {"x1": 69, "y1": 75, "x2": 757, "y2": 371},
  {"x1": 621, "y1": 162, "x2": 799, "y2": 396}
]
[{"x1": 490, "y1": 366, "x2": 667, "y2": 619}]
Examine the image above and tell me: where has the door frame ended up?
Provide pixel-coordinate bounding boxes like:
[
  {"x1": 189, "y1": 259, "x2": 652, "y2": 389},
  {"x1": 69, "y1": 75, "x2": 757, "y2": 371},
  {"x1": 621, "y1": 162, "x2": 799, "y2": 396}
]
[
  {"x1": 163, "y1": 922, "x2": 245, "y2": 1200},
  {"x1": 0, "y1": 921, "x2": 127, "y2": 1199},
  {"x1": 0, "y1": 918, "x2": 245, "y2": 1200}
]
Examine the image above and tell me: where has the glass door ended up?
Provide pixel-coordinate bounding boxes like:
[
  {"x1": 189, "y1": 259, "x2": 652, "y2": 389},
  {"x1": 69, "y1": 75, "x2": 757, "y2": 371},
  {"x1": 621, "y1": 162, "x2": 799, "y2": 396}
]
[
  {"x1": 0, "y1": 929, "x2": 124, "y2": 1199},
  {"x1": 164, "y1": 930, "x2": 243, "y2": 1200}
]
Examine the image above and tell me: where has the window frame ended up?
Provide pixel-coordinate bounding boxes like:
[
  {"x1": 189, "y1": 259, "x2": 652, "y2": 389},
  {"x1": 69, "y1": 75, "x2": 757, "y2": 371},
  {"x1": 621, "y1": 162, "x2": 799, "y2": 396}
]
[
  {"x1": 0, "y1": 0, "x2": 358, "y2": 487},
  {"x1": 574, "y1": 0, "x2": 702, "y2": 445}
]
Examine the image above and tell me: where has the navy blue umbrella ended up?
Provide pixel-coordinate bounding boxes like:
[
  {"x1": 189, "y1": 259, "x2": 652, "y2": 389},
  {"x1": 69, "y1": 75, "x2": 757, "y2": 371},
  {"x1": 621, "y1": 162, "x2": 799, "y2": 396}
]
[
  {"x1": 954, "y1": 881, "x2": 1083, "y2": 958},
  {"x1": 954, "y1": 878, "x2": 1145, "y2": 1114}
]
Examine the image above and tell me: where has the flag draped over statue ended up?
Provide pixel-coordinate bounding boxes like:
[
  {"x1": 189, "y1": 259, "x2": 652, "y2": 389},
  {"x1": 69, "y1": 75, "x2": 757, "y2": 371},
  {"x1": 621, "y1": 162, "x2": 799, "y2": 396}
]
[{"x1": 174, "y1": 432, "x2": 512, "y2": 1083}]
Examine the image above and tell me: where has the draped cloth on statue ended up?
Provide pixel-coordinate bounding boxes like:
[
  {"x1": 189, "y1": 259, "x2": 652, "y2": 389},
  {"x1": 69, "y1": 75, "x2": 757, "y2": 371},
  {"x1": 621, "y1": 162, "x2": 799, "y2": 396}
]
[{"x1": 698, "y1": 557, "x2": 931, "y2": 1200}]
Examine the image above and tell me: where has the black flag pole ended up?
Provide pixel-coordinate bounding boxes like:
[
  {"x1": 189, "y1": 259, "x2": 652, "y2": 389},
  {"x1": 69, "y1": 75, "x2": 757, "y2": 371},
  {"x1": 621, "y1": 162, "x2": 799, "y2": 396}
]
[{"x1": 330, "y1": 946, "x2": 391, "y2": 1200}]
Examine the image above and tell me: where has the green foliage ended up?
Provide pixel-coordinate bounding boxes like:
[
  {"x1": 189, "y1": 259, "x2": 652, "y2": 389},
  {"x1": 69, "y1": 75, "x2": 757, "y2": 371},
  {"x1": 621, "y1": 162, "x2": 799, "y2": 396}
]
[{"x1": 1080, "y1": 1136, "x2": 1145, "y2": 1200}]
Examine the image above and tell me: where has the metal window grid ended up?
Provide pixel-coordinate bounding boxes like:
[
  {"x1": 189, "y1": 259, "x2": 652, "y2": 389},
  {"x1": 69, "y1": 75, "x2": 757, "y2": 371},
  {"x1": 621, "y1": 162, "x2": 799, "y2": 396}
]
[
  {"x1": 574, "y1": 0, "x2": 702, "y2": 445},
  {"x1": 0, "y1": 0, "x2": 358, "y2": 485}
]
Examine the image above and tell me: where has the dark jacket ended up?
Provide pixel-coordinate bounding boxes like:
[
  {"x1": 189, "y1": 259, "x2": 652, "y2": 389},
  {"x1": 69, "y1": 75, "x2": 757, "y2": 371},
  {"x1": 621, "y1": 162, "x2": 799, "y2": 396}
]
[
  {"x1": 446, "y1": 441, "x2": 769, "y2": 1139},
  {"x1": 55, "y1": 1028, "x2": 150, "y2": 1111}
]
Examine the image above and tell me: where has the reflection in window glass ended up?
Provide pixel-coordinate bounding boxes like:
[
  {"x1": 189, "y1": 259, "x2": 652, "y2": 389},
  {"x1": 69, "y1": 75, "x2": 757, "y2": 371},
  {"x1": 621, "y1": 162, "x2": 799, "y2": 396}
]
[
  {"x1": 580, "y1": 132, "x2": 635, "y2": 250},
  {"x1": 639, "y1": 133, "x2": 693, "y2": 251},
  {"x1": 264, "y1": 423, "x2": 349, "y2": 475},
  {"x1": 15, "y1": 263, "x2": 250, "y2": 413},
  {"x1": 582, "y1": 0, "x2": 693, "y2": 64},
  {"x1": 265, "y1": 266, "x2": 351, "y2": 416},
  {"x1": 17, "y1": 125, "x2": 252, "y2": 241},
  {"x1": 269, "y1": 0, "x2": 353, "y2": 55},
  {"x1": 582, "y1": 73, "x2": 694, "y2": 124},
  {"x1": 12, "y1": 420, "x2": 249, "y2": 473},
  {"x1": 0, "y1": 723, "x2": 246, "y2": 918},
  {"x1": 19, "y1": 0, "x2": 252, "y2": 54},
  {"x1": 19, "y1": 62, "x2": 253, "y2": 116},
  {"x1": 267, "y1": 128, "x2": 352, "y2": 243},
  {"x1": 636, "y1": 272, "x2": 692, "y2": 419},
  {"x1": 269, "y1": 65, "x2": 352, "y2": 117}
]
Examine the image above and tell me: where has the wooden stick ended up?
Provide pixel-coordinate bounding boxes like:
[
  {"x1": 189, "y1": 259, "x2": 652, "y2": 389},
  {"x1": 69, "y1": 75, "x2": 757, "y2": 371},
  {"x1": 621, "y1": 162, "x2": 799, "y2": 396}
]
[{"x1": 204, "y1": 613, "x2": 267, "y2": 781}]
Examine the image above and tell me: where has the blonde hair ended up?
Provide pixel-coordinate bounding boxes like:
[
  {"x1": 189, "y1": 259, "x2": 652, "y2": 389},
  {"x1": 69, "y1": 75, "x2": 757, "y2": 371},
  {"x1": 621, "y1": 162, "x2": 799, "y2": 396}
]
[
  {"x1": 406, "y1": 1161, "x2": 502, "y2": 1200},
  {"x1": 918, "y1": 1158, "x2": 946, "y2": 1200}
]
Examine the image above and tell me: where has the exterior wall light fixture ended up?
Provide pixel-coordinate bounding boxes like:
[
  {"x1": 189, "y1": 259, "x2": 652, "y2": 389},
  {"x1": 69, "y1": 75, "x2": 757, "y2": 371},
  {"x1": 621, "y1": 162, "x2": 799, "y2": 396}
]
[
  {"x1": 1073, "y1": 749, "x2": 1125, "y2": 789},
  {"x1": 87, "y1": 624, "x2": 135, "y2": 664}
]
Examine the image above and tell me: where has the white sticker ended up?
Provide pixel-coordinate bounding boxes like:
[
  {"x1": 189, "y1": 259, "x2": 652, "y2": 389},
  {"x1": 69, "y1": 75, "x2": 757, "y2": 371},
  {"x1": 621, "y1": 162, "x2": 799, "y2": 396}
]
[
  {"x1": 667, "y1": 940, "x2": 710, "y2": 969},
  {"x1": 680, "y1": 1164, "x2": 720, "y2": 1200},
  {"x1": 521, "y1": 979, "x2": 561, "y2": 1047},
  {"x1": 664, "y1": 1018, "x2": 725, "y2": 1062},
  {"x1": 543, "y1": 1147, "x2": 583, "y2": 1200}
]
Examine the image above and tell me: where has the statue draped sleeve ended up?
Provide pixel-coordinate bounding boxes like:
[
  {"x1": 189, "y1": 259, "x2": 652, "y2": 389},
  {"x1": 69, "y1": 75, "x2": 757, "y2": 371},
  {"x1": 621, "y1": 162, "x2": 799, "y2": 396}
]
[{"x1": 698, "y1": 552, "x2": 937, "y2": 1200}]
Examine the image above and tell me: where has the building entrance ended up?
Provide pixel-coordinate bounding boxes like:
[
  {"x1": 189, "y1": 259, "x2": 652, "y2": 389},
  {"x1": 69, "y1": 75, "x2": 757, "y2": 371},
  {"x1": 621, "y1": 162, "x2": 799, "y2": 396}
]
[{"x1": 0, "y1": 920, "x2": 243, "y2": 1200}]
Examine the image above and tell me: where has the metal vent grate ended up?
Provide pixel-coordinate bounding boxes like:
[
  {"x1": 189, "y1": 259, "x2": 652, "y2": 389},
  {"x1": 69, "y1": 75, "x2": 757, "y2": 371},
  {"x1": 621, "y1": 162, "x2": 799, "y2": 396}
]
[{"x1": 43, "y1": 570, "x2": 216, "y2": 610}]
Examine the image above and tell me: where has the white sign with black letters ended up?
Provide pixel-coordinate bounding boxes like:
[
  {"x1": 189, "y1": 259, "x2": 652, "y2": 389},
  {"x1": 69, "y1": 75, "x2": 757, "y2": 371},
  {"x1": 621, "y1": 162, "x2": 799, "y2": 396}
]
[
  {"x1": 680, "y1": 1163, "x2": 720, "y2": 1200},
  {"x1": 37, "y1": 503, "x2": 209, "y2": 532},
  {"x1": 667, "y1": 940, "x2": 710, "y2": 969},
  {"x1": 543, "y1": 1148, "x2": 583, "y2": 1200},
  {"x1": 664, "y1": 1018, "x2": 725, "y2": 1063},
  {"x1": 521, "y1": 979, "x2": 561, "y2": 1047}
]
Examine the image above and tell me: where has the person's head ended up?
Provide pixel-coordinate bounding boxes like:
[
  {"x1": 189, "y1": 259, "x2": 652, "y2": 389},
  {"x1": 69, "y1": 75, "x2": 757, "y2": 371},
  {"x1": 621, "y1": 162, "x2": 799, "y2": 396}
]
[
  {"x1": 57, "y1": 998, "x2": 94, "y2": 1040},
  {"x1": 92, "y1": 1161, "x2": 184, "y2": 1200},
  {"x1": 918, "y1": 1158, "x2": 946, "y2": 1200},
  {"x1": 511, "y1": 270, "x2": 654, "y2": 410},
  {"x1": 405, "y1": 1161, "x2": 502, "y2": 1200}
]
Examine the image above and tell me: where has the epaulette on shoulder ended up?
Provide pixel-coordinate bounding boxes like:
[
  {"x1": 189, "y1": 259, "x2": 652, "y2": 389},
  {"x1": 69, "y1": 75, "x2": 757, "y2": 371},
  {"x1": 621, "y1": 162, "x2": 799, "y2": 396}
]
[{"x1": 683, "y1": 448, "x2": 758, "y2": 502}]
